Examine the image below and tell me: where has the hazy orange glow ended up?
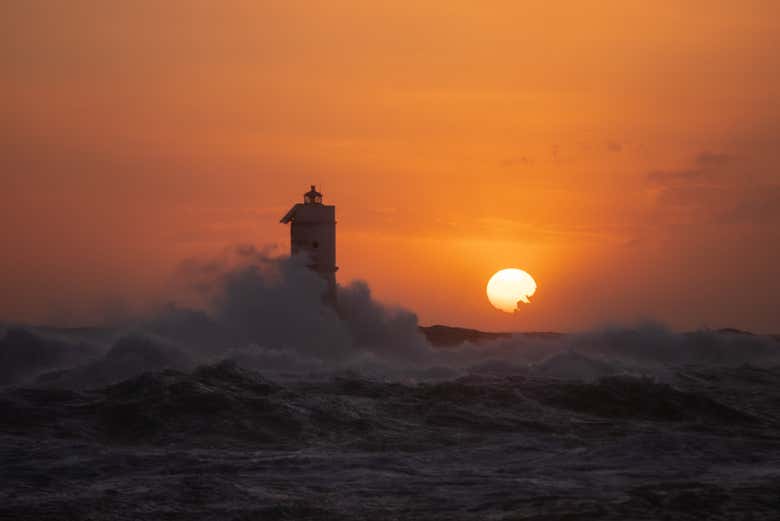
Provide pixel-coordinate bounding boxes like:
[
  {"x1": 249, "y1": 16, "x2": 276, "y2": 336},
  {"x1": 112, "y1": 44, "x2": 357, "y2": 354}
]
[{"x1": 1, "y1": 2, "x2": 779, "y2": 332}]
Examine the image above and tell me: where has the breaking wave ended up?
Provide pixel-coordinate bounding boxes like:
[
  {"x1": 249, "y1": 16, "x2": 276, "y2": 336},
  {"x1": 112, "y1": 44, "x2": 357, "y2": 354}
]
[{"x1": 0, "y1": 246, "x2": 778, "y2": 391}]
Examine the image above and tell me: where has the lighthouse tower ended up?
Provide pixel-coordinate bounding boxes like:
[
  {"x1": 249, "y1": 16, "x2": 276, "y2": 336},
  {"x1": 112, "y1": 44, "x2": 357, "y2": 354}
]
[{"x1": 280, "y1": 185, "x2": 338, "y2": 298}]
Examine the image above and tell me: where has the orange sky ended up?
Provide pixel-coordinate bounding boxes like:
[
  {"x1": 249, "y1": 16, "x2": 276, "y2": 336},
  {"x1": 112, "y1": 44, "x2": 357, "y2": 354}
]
[{"x1": 1, "y1": 1, "x2": 779, "y2": 332}]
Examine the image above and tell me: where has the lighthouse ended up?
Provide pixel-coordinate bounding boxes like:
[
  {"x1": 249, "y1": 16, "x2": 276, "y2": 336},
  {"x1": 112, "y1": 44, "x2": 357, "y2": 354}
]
[{"x1": 280, "y1": 185, "x2": 338, "y2": 299}]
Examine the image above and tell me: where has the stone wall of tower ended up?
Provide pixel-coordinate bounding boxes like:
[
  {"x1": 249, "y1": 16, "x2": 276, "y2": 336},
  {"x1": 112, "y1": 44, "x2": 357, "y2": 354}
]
[{"x1": 290, "y1": 204, "x2": 337, "y2": 296}]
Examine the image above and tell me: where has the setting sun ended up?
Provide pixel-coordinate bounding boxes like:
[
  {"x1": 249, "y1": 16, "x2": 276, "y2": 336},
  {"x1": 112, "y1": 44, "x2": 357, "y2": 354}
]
[{"x1": 486, "y1": 268, "x2": 537, "y2": 313}]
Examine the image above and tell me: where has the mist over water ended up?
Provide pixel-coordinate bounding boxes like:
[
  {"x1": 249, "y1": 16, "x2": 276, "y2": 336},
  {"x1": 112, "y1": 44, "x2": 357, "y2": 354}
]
[
  {"x1": 1, "y1": 245, "x2": 777, "y2": 389},
  {"x1": 3, "y1": 247, "x2": 780, "y2": 520}
]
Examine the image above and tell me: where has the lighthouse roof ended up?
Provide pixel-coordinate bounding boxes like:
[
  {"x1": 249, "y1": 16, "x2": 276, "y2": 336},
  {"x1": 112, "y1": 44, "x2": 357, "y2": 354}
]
[{"x1": 280, "y1": 185, "x2": 332, "y2": 223}]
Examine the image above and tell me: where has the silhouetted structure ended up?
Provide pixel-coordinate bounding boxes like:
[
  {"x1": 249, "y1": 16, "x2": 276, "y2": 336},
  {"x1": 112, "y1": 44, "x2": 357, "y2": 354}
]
[{"x1": 280, "y1": 186, "x2": 337, "y2": 300}]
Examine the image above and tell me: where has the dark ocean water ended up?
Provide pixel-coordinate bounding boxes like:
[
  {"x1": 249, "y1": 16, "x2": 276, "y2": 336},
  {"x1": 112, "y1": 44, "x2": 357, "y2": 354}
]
[{"x1": 2, "y1": 360, "x2": 780, "y2": 520}]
